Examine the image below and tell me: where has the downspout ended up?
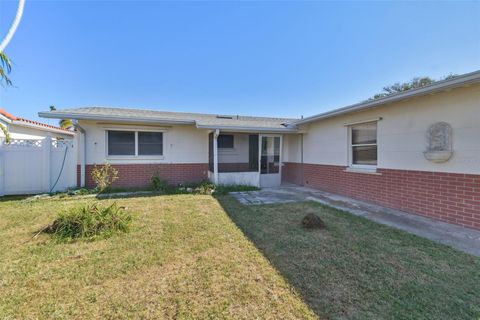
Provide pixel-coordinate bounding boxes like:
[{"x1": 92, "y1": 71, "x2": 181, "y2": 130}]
[
  {"x1": 74, "y1": 120, "x2": 86, "y2": 188},
  {"x1": 213, "y1": 129, "x2": 219, "y2": 185},
  {"x1": 301, "y1": 133, "x2": 304, "y2": 186}
]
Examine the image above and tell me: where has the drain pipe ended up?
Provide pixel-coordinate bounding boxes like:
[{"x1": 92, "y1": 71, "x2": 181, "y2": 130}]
[
  {"x1": 301, "y1": 133, "x2": 304, "y2": 186},
  {"x1": 74, "y1": 120, "x2": 86, "y2": 188}
]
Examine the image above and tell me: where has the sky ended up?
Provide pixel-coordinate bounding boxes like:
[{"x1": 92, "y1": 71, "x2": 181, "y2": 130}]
[{"x1": 0, "y1": 0, "x2": 479, "y2": 125}]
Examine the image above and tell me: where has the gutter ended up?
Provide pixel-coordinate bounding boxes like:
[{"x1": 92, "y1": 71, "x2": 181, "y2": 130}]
[
  {"x1": 195, "y1": 124, "x2": 299, "y2": 133},
  {"x1": 294, "y1": 69, "x2": 480, "y2": 125},
  {"x1": 38, "y1": 112, "x2": 197, "y2": 126}
]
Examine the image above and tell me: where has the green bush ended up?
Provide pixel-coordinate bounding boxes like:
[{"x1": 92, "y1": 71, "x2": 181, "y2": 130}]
[
  {"x1": 45, "y1": 202, "x2": 132, "y2": 242},
  {"x1": 150, "y1": 176, "x2": 259, "y2": 195},
  {"x1": 91, "y1": 162, "x2": 119, "y2": 193},
  {"x1": 150, "y1": 176, "x2": 172, "y2": 193}
]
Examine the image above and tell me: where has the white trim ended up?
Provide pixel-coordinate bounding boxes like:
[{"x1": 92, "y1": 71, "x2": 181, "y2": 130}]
[
  {"x1": 348, "y1": 121, "x2": 378, "y2": 169},
  {"x1": 39, "y1": 112, "x2": 196, "y2": 125},
  {"x1": 105, "y1": 129, "x2": 164, "y2": 158},
  {"x1": 196, "y1": 124, "x2": 297, "y2": 133},
  {"x1": 343, "y1": 117, "x2": 382, "y2": 126}
]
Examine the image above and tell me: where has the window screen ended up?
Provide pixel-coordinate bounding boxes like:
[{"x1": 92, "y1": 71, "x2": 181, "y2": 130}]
[
  {"x1": 138, "y1": 132, "x2": 163, "y2": 155},
  {"x1": 108, "y1": 131, "x2": 135, "y2": 156},
  {"x1": 351, "y1": 122, "x2": 377, "y2": 165}
]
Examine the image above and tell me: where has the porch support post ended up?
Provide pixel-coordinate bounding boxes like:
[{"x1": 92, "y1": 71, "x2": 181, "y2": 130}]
[{"x1": 213, "y1": 129, "x2": 219, "y2": 185}]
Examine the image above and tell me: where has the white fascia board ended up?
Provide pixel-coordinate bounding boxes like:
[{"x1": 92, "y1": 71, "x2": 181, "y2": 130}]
[
  {"x1": 0, "y1": 114, "x2": 12, "y2": 124},
  {"x1": 38, "y1": 112, "x2": 196, "y2": 125},
  {"x1": 294, "y1": 70, "x2": 480, "y2": 125},
  {"x1": 195, "y1": 124, "x2": 299, "y2": 133}
]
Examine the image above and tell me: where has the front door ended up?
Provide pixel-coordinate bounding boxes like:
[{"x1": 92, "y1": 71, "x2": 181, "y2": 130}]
[{"x1": 259, "y1": 135, "x2": 282, "y2": 187}]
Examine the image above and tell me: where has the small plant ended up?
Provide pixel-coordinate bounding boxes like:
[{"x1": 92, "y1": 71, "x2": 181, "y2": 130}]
[
  {"x1": 91, "y1": 162, "x2": 119, "y2": 192},
  {"x1": 151, "y1": 176, "x2": 170, "y2": 192},
  {"x1": 43, "y1": 202, "x2": 132, "y2": 242},
  {"x1": 0, "y1": 123, "x2": 11, "y2": 144}
]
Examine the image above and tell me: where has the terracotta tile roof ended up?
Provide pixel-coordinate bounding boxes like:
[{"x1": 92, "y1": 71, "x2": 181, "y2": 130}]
[
  {"x1": 0, "y1": 108, "x2": 17, "y2": 120},
  {"x1": 0, "y1": 108, "x2": 73, "y2": 133}
]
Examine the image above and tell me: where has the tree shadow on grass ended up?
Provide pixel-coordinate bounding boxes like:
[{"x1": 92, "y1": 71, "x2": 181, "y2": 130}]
[{"x1": 214, "y1": 195, "x2": 480, "y2": 320}]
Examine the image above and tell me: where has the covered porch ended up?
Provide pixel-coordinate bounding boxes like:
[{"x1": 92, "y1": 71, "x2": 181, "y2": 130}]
[{"x1": 208, "y1": 130, "x2": 284, "y2": 188}]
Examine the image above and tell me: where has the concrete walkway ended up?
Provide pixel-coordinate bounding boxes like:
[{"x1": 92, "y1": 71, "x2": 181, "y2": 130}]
[{"x1": 230, "y1": 185, "x2": 480, "y2": 257}]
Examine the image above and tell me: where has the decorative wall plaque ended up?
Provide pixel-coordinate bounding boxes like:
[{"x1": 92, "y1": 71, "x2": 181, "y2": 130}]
[{"x1": 423, "y1": 122, "x2": 453, "y2": 163}]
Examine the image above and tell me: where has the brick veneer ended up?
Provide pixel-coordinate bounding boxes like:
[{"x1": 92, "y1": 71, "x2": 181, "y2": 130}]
[
  {"x1": 83, "y1": 163, "x2": 208, "y2": 189},
  {"x1": 282, "y1": 162, "x2": 480, "y2": 230},
  {"x1": 76, "y1": 165, "x2": 81, "y2": 188}
]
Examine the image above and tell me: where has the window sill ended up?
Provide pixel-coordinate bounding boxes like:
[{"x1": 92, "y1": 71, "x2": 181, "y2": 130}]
[
  {"x1": 107, "y1": 156, "x2": 165, "y2": 161},
  {"x1": 344, "y1": 167, "x2": 382, "y2": 175}
]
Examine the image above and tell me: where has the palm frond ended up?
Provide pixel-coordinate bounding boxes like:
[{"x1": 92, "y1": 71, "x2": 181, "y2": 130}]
[{"x1": 0, "y1": 52, "x2": 12, "y2": 86}]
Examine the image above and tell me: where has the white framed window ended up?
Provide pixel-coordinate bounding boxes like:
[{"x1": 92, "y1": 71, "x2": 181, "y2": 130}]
[
  {"x1": 107, "y1": 130, "x2": 163, "y2": 157},
  {"x1": 349, "y1": 121, "x2": 377, "y2": 167}
]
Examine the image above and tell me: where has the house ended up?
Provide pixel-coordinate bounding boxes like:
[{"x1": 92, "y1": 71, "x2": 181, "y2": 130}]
[
  {"x1": 39, "y1": 70, "x2": 480, "y2": 230},
  {"x1": 0, "y1": 109, "x2": 76, "y2": 195},
  {"x1": 1, "y1": 108, "x2": 74, "y2": 141}
]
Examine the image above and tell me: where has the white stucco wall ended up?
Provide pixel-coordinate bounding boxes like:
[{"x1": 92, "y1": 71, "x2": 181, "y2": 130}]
[
  {"x1": 79, "y1": 120, "x2": 209, "y2": 165},
  {"x1": 282, "y1": 134, "x2": 302, "y2": 163},
  {"x1": 217, "y1": 133, "x2": 250, "y2": 164},
  {"x1": 297, "y1": 84, "x2": 480, "y2": 174}
]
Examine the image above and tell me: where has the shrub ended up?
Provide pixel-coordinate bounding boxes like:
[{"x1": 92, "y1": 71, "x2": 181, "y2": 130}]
[
  {"x1": 44, "y1": 202, "x2": 132, "y2": 242},
  {"x1": 151, "y1": 176, "x2": 171, "y2": 193},
  {"x1": 91, "y1": 162, "x2": 119, "y2": 192}
]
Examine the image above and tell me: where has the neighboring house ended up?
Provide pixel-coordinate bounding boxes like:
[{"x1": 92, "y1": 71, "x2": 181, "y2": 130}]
[
  {"x1": 39, "y1": 70, "x2": 480, "y2": 230},
  {"x1": 0, "y1": 109, "x2": 76, "y2": 195},
  {"x1": 1, "y1": 108, "x2": 74, "y2": 141}
]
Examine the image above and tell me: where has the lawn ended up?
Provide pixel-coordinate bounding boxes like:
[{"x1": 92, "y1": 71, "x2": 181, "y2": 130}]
[
  {"x1": 0, "y1": 194, "x2": 479, "y2": 319},
  {"x1": 219, "y1": 197, "x2": 480, "y2": 319}
]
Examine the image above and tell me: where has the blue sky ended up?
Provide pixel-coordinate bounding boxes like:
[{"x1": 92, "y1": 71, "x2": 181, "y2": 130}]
[{"x1": 1, "y1": 0, "x2": 479, "y2": 124}]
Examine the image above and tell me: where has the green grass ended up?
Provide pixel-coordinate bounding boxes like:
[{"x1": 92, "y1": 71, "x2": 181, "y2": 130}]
[
  {"x1": 1, "y1": 194, "x2": 479, "y2": 319},
  {"x1": 218, "y1": 197, "x2": 480, "y2": 320},
  {"x1": 0, "y1": 195, "x2": 315, "y2": 319}
]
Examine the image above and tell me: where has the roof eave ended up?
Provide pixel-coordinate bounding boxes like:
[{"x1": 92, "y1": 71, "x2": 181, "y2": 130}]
[
  {"x1": 196, "y1": 124, "x2": 299, "y2": 133},
  {"x1": 294, "y1": 70, "x2": 480, "y2": 125},
  {"x1": 38, "y1": 112, "x2": 196, "y2": 126}
]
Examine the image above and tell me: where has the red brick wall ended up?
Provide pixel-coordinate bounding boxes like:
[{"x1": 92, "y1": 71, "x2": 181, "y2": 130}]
[
  {"x1": 85, "y1": 163, "x2": 209, "y2": 189},
  {"x1": 76, "y1": 165, "x2": 81, "y2": 188},
  {"x1": 282, "y1": 162, "x2": 304, "y2": 185},
  {"x1": 283, "y1": 162, "x2": 480, "y2": 230}
]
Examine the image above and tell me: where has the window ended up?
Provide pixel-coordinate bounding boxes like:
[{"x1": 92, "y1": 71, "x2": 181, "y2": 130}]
[
  {"x1": 107, "y1": 130, "x2": 163, "y2": 156},
  {"x1": 108, "y1": 131, "x2": 135, "y2": 156},
  {"x1": 217, "y1": 134, "x2": 234, "y2": 148},
  {"x1": 138, "y1": 132, "x2": 163, "y2": 155},
  {"x1": 350, "y1": 122, "x2": 377, "y2": 166}
]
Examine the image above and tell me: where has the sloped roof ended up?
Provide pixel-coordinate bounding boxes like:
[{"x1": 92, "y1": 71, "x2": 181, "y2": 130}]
[
  {"x1": 1, "y1": 108, "x2": 74, "y2": 134},
  {"x1": 39, "y1": 107, "x2": 298, "y2": 132}
]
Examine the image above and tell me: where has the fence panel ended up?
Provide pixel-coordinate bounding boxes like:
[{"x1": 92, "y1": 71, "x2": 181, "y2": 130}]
[{"x1": 0, "y1": 138, "x2": 76, "y2": 195}]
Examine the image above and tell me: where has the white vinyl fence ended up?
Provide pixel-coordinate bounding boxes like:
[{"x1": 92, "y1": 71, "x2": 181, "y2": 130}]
[{"x1": 0, "y1": 137, "x2": 77, "y2": 196}]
